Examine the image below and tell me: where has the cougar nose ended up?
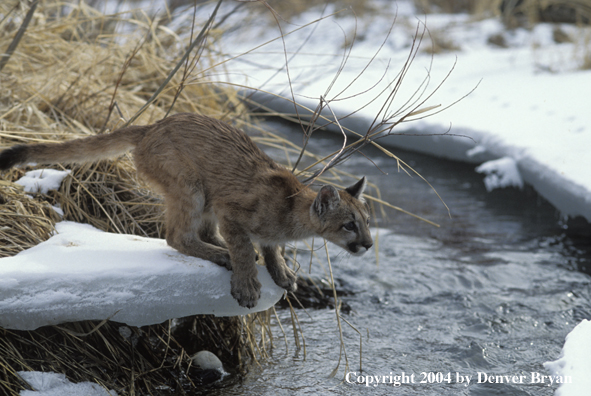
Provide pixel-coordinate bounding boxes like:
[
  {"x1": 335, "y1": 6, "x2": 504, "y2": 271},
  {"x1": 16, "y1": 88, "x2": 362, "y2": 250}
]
[{"x1": 363, "y1": 242, "x2": 373, "y2": 250}]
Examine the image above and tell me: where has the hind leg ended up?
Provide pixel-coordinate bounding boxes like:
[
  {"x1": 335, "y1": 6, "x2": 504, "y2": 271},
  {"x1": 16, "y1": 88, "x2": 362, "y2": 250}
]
[
  {"x1": 164, "y1": 191, "x2": 232, "y2": 270},
  {"x1": 197, "y1": 212, "x2": 227, "y2": 250},
  {"x1": 134, "y1": 150, "x2": 231, "y2": 268}
]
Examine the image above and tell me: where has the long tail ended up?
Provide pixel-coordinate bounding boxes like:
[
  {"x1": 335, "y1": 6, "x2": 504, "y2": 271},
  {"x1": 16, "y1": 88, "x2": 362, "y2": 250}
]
[{"x1": 0, "y1": 125, "x2": 148, "y2": 170}]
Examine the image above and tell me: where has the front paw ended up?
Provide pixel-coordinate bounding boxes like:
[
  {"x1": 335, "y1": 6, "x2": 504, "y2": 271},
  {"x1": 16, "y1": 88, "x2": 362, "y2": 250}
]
[
  {"x1": 269, "y1": 266, "x2": 297, "y2": 293},
  {"x1": 231, "y1": 274, "x2": 262, "y2": 308}
]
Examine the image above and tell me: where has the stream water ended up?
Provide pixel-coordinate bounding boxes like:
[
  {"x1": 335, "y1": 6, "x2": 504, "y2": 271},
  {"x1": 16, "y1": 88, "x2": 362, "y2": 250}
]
[{"x1": 210, "y1": 120, "x2": 591, "y2": 395}]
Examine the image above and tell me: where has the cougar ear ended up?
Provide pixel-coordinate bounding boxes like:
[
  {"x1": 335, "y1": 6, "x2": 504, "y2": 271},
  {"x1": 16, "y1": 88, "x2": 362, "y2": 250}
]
[
  {"x1": 312, "y1": 185, "x2": 340, "y2": 216},
  {"x1": 345, "y1": 177, "x2": 367, "y2": 200}
]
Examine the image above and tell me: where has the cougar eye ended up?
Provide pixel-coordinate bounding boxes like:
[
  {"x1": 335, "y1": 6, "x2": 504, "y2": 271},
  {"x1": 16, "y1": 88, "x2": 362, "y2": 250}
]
[
  {"x1": 366, "y1": 217, "x2": 370, "y2": 226},
  {"x1": 343, "y1": 221, "x2": 356, "y2": 231}
]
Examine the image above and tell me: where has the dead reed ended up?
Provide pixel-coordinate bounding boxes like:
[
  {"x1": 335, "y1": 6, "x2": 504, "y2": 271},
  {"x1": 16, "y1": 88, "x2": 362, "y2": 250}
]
[
  {"x1": 0, "y1": 1, "x2": 270, "y2": 394},
  {"x1": 255, "y1": 0, "x2": 374, "y2": 20},
  {"x1": 0, "y1": 179, "x2": 59, "y2": 258},
  {"x1": 0, "y1": 314, "x2": 273, "y2": 395}
]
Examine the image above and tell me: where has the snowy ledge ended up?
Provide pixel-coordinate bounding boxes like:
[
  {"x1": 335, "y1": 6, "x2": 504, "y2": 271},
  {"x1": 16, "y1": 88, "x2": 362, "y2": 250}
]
[{"x1": 0, "y1": 222, "x2": 285, "y2": 331}]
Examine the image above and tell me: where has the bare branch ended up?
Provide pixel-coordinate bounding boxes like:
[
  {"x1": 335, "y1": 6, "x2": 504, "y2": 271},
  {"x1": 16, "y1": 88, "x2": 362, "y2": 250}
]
[{"x1": 123, "y1": 0, "x2": 223, "y2": 127}]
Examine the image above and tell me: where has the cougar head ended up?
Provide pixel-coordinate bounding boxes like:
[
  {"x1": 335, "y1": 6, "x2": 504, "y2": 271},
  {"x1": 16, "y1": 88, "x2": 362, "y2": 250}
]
[{"x1": 310, "y1": 177, "x2": 373, "y2": 256}]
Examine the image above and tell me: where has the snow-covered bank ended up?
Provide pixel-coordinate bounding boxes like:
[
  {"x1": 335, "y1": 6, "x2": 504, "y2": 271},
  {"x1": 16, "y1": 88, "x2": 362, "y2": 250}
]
[
  {"x1": 0, "y1": 221, "x2": 284, "y2": 330},
  {"x1": 545, "y1": 319, "x2": 591, "y2": 396},
  {"x1": 247, "y1": 89, "x2": 591, "y2": 223},
  {"x1": 212, "y1": 1, "x2": 591, "y2": 223}
]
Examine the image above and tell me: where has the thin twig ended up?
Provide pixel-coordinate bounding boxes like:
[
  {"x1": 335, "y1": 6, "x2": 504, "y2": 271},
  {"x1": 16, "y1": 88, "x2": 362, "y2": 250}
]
[
  {"x1": 0, "y1": 0, "x2": 38, "y2": 72},
  {"x1": 123, "y1": 0, "x2": 223, "y2": 127},
  {"x1": 325, "y1": 243, "x2": 349, "y2": 378}
]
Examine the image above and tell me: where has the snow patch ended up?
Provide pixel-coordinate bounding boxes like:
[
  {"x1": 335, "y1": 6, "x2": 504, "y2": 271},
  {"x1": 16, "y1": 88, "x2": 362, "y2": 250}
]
[
  {"x1": 466, "y1": 145, "x2": 487, "y2": 158},
  {"x1": 18, "y1": 371, "x2": 117, "y2": 396},
  {"x1": 544, "y1": 319, "x2": 591, "y2": 396},
  {"x1": 50, "y1": 204, "x2": 64, "y2": 217},
  {"x1": 475, "y1": 157, "x2": 524, "y2": 192},
  {"x1": 15, "y1": 169, "x2": 71, "y2": 194}
]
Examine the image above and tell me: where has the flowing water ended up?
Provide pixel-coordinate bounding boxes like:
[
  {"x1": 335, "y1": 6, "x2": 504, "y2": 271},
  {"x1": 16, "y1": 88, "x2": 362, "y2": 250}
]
[{"x1": 210, "y1": 120, "x2": 591, "y2": 395}]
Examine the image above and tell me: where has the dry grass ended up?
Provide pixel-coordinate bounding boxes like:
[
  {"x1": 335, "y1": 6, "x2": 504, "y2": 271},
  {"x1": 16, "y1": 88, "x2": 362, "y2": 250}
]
[
  {"x1": 0, "y1": 1, "x2": 271, "y2": 394},
  {"x1": 414, "y1": 0, "x2": 481, "y2": 14},
  {"x1": 258, "y1": 0, "x2": 375, "y2": 20},
  {"x1": 412, "y1": 0, "x2": 591, "y2": 70},
  {"x1": 0, "y1": 2, "x2": 247, "y2": 132},
  {"x1": 414, "y1": 0, "x2": 591, "y2": 24},
  {"x1": 0, "y1": 180, "x2": 60, "y2": 258},
  {"x1": 1, "y1": 314, "x2": 274, "y2": 395},
  {"x1": 578, "y1": 26, "x2": 591, "y2": 68},
  {"x1": 422, "y1": 27, "x2": 461, "y2": 54}
]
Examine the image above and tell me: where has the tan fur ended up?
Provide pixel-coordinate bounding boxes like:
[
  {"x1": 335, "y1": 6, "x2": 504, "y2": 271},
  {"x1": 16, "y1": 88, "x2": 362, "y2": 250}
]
[{"x1": 0, "y1": 113, "x2": 373, "y2": 308}]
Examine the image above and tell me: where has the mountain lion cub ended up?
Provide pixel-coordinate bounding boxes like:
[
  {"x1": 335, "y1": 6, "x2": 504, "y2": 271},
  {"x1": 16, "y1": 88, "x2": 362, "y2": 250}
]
[{"x1": 0, "y1": 113, "x2": 373, "y2": 308}]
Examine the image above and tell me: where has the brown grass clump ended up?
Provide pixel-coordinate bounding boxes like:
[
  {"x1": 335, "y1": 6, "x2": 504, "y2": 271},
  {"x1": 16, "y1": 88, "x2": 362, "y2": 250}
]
[
  {"x1": 0, "y1": 179, "x2": 59, "y2": 258},
  {"x1": 1, "y1": 313, "x2": 274, "y2": 395},
  {"x1": 0, "y1": 1, "x2": 271, "y2": 394},
  {"x1": 0, "y1": 1, "x2": 247, "y2": 139},
  {"x1": 54, "y1": 160, "x2": 165, "y2": 237},
  {"x1": 414, "y1": 0, "x2": 591, "y2": 24},
  {"x1": 414, "y1": 0, "x2": 479, "y2": 14},
  {"x1": 259, "y1": 0, "x2": 374, "y2": 20}
]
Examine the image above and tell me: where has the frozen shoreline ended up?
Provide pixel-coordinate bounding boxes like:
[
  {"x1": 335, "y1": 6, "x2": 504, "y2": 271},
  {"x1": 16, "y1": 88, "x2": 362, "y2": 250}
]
[{"x1": 246, "y1": 90, "x2": 591, "y2": 223}]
